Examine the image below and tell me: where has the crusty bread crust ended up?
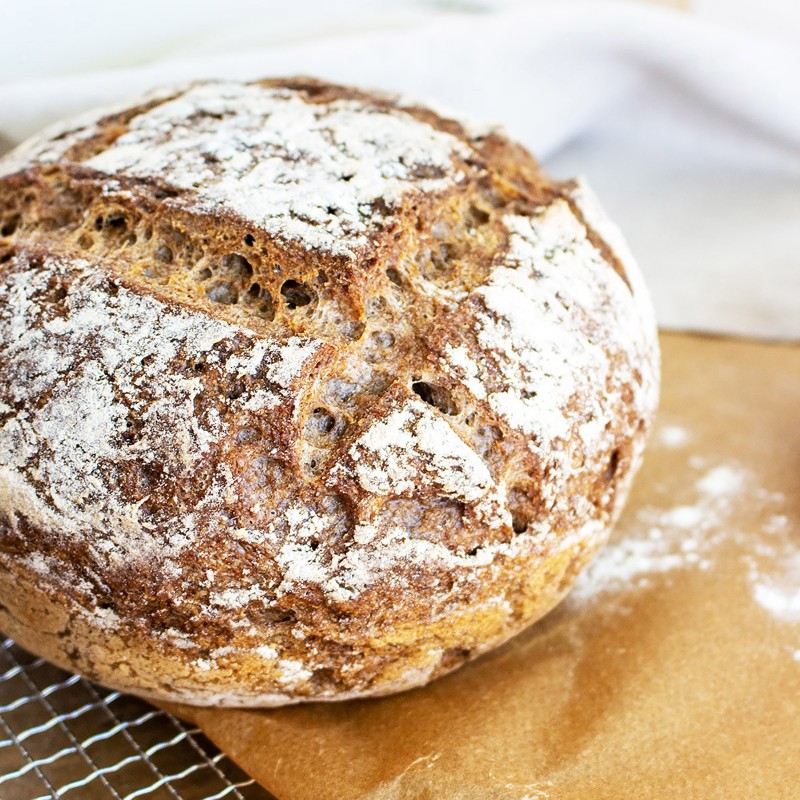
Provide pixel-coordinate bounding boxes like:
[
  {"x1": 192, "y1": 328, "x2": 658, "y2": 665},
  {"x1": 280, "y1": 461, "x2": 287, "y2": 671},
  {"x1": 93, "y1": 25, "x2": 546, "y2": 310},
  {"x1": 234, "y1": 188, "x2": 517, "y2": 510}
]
[{"x1": 0, "y1": 78, "x2": 659, "y2": 705}]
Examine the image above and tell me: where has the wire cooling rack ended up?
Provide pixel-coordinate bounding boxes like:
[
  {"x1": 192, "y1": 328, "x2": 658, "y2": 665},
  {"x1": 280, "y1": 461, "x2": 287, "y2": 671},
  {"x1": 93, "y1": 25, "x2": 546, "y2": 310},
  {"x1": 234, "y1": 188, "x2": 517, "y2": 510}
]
[{"x1": 0, "y1": 638, "x2": 276, "y2": 800}]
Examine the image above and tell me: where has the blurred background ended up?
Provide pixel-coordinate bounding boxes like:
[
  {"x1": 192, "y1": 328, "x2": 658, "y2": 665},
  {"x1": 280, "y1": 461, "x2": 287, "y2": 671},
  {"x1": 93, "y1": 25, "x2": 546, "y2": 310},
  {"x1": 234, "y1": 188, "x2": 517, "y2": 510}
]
[{"x1": 5, "y1": 0, "x2": 800, "y2": 81}]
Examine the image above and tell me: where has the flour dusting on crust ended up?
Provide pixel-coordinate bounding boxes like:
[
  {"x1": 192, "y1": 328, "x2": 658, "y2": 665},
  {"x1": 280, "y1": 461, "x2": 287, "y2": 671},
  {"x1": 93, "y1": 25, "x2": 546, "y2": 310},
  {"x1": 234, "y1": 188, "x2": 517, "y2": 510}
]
[
  {"x1": 0, "y1": 252, "x2": 323, "y2": 566},
  {"x1": 347, "y1": 397, "x2": 493, "y2": 502},
  {"x1": 1, "y1": 82, "x2": 472, "y2": 257},
  {"x1": 486, "y1": 203, "x2": 651, "y2": 446}
]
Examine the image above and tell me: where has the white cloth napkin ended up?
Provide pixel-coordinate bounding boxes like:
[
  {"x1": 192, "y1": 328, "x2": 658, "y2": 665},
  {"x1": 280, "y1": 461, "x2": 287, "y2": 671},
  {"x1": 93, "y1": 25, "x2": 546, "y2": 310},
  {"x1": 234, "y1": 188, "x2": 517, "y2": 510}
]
[{"x1": 2, "y1": 1, "x2": 798, "y2": 339}]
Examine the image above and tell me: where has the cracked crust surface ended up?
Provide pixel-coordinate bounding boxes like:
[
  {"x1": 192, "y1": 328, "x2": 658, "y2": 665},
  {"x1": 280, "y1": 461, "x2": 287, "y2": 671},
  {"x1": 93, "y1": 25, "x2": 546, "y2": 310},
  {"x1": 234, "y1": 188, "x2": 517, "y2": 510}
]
[{"x1": 0, "y1": 78, "x2": 659, "y2": 706}]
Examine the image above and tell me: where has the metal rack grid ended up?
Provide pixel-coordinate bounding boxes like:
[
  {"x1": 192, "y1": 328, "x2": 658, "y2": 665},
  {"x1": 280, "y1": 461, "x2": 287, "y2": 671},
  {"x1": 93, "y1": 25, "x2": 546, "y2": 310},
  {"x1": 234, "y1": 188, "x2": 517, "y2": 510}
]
[{"x1": 0, "y1": 638, "x2": 275, "y2": 800}]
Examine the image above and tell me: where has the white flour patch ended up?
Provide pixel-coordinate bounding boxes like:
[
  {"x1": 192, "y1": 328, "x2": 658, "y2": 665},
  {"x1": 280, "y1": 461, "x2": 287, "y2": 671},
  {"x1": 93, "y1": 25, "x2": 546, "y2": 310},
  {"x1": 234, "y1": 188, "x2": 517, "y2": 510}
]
[
  {"x1": 345, "y1": 397, "x2": 494, "y2": 503},
  {"x1": 0, "y1": 84, "x2": 182, "y2": 178},
  {"x1": 442, "y1": 344, "x2": 487, "y2": 400},
  {"x1": 658, "y1": 425, "x2": 690, "y2": 448},
  {"x1": 696, "y1": 465, "x2": 745, "y2": 498},
  {"x1": 569, "y1": 176, "x2": 658, "y2": 330},
  {"x1": 751, "y1": 551, "x2": 800, "y2": 623},
  {"x1": 443, "y1": 200, "x2": 658, "y2": 470},
  {"x1": 658, "y1": 505, "x2": 706, "y2": 529},
  {"x1": 754, "y1": 583, "x2": 800, "y2": 622},
  {"x1": 6, "y1": 81, "x2": 471, "y2": 258}
]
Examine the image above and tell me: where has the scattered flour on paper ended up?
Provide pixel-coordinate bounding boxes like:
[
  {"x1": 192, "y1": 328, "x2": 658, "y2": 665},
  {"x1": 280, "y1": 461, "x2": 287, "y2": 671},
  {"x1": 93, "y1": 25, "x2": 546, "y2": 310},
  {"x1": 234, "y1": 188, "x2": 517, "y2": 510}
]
[
  {"x1": 571, "y1": 440, "x2": 797, "y2": 637},
  {"x1": 750, "y1": 550, "x2": 800, "y2": 623},
  {"x1": 657, "y1": 424, "x2": 690, "y2": 448},
  {"x1": 570, "y1": 459, "x2": 740, "y2": 602}
]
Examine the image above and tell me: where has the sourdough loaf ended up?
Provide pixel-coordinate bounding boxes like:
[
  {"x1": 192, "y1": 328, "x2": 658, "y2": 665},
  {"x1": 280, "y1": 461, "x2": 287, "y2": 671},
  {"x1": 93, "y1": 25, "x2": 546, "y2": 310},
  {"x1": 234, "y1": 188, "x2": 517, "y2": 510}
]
[{"x1": 0, "y1": 78, "x2": 659, "y2": 705}]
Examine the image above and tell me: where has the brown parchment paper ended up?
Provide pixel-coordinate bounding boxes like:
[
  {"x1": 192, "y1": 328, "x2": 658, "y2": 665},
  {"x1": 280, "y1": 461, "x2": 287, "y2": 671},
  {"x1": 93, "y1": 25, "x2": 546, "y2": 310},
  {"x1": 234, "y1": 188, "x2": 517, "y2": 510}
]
[{"x1": 165, "y1": 333, "x2": 800, "y2": 799}]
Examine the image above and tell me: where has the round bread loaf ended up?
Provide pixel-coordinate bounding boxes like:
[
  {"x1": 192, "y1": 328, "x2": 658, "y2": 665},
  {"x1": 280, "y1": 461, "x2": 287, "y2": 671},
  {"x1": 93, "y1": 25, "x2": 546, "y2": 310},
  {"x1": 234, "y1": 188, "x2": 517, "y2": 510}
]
[{"x1": 0, "y1": 78, "x2": 659, "y2": 706}]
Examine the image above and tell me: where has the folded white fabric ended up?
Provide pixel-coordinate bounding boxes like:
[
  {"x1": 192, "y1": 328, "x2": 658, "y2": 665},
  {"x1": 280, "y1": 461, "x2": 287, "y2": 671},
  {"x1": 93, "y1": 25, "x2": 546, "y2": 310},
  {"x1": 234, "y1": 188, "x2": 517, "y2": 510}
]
[{"x1": 1, "y1": 1, "x2": 797, "y2": 339}]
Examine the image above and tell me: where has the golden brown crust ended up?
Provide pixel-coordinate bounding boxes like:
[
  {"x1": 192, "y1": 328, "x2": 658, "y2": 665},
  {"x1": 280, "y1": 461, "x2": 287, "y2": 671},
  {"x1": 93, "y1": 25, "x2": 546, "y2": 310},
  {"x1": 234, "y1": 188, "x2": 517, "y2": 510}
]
[{"x1": 0, "y1": 78, "x2": 659, "y2": 705}]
